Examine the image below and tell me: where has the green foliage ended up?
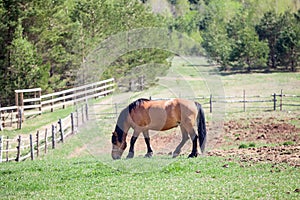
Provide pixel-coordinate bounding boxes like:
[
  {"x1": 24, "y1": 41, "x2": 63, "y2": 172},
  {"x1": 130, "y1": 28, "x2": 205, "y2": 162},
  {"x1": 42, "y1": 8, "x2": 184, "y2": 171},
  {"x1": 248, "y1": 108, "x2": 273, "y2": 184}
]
[
  {"x1": 9, "y1": 22, "x2": 50, "y2": 90},
  {"x1": 1, "y1": 0, "x2": 299, "y2": 106},
  {"x1": 0, "y1": 0, "x2": 168, "y2": 105},
  {"x1": 239, "y1": 143, "x2": 248, "y2": 149},
  {"x1": 276, "y1": 11, "x2": 300, "y2": 71},
  {"x1": 199, "y1": 1, "x2": 298, "y2": 72},
  {"x1": 283, "y1": 141, "x2": 294, "y2": 146}
]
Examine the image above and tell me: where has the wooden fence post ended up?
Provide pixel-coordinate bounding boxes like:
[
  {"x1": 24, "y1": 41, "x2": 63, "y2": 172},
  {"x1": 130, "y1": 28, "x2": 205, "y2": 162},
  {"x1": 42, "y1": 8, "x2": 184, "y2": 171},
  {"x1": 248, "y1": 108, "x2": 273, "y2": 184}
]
[
  {"x1": 44, "y1": 128, "x2": 48, "y2": 154},
  {"x1": 71, "y1": 113, "x2": 75, "y2": 134},
  {"x1": 58, "y1": 119, "x2": 64, "y2": 143},
  {"x1": 6, "y1": 136, "x2": 9, "y2": 162},
  {"x1": 16, "y1": 135, "x2": 21, "y2": 162},
  {"x1": 39, "y1": 90, "x2": 42, "y2": 115},
  {"x1": 36, "y1": 131, "x2": 39, "y2": 157},
  {"x1": 76, "y1": 109, "x2": 79, "y2": 127},
  {"x1": 20, "y1": 92, "x2": 24, "y2": 121},
  {"x1": 243, "y1": 90, "x2": 246, "y2": 112},
  {"x1": 63, "y1": 93, "x2": 65, "y2": 109},
  {"x1": 85, "y1": 104, "x2": 89, "y2": 121},
  {"x1": 51, "y1": 95, "x2": 54, "y2": 112},
  {"x1": 18, "y1": 108, "x2": 22, "y2": 129},
  {"x1": 52, "y1": 124, "x2": 56, "y2": 149},
  {"x1": 10, "y1": 110, "x2": 13, "y2": 127},
  {"x1": 81, "y1": 106, "x2": 84, "y2": 123},
  {"x1": 280, "y1": 89, "x2": 283, "y2": 111},
  {"x1": 273, "y1": 93, "x2": 277, "y2": 111},
  {"x1": 0, "y1": 135, "x2": 3, "y2": 163},
  {"x1": 30, "y1": 134, "x2": 34, "y2": 160},
  {"x1": 209, "y1": 94, "x2": 212, "y2": 113}
]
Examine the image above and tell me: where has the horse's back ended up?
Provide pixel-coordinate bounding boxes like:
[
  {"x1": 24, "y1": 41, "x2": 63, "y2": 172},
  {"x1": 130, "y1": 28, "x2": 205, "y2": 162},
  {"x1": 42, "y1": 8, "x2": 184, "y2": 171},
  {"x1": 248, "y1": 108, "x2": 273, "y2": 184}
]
[{"x1": 129, "y1": 98, "x2": 198, "y2": 131}]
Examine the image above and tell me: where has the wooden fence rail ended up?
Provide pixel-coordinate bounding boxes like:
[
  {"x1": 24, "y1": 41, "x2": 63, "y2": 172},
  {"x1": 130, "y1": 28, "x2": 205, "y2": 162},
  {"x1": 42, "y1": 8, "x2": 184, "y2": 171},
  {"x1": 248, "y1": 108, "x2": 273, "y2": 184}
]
[
  {"x1": 0, "y1": 104, "x2": 88, "y2": 163},
  {"x1": 90, "y1": 91, "x2": 300, "y2": 120},
  {"x1": 0, "y1": 78, "x2": 115, "y2": 130}
]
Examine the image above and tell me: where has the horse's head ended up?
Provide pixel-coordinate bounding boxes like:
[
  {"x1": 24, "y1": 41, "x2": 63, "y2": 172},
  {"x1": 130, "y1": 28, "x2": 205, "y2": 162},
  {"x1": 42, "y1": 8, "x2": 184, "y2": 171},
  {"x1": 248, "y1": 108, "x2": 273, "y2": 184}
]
[{"x1": 111, "y1": 131, "x2": 127, "y2": 160}]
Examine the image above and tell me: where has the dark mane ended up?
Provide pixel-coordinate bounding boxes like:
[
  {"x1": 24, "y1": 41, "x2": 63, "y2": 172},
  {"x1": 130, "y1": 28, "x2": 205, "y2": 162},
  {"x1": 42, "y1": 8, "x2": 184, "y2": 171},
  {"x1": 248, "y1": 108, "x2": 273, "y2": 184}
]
[{"x1": 128, "y1": 98, "x2": 150, "y2": 113}]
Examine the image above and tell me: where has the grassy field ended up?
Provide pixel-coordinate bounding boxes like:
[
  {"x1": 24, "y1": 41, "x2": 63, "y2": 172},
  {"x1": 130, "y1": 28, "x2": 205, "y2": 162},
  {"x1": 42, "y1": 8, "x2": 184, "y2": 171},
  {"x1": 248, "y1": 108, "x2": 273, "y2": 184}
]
[
  {"x1": 1, "y1": 125, "x2": 299, "y2": 200},
  {"x1": 1, "y1": 56, "x2": 299, "y2": 199}
]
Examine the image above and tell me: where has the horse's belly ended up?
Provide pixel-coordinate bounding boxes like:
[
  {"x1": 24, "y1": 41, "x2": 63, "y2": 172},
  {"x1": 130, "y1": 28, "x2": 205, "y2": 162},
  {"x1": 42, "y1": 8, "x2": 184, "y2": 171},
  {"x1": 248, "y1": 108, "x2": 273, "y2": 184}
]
[{"x1": 148, "y1": 118, "x2": 179, "y2": 131}]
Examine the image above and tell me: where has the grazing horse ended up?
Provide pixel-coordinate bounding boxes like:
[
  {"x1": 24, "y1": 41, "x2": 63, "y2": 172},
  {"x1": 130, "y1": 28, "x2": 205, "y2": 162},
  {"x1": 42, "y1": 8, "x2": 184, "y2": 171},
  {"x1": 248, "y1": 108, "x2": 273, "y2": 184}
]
[{"x1": 111, "y1": 98, "x2": 207, "y2": 160}]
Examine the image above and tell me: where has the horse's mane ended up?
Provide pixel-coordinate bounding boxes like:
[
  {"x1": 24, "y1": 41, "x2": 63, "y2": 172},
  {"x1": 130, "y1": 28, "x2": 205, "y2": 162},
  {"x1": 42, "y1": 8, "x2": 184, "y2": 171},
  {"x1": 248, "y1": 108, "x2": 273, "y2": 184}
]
[
  {"x1": 128, "y1": 98, "x2": 150, "y2": 113},
  {"x1": 114, "y1": 98, "x2": 150, "y2": 142}
]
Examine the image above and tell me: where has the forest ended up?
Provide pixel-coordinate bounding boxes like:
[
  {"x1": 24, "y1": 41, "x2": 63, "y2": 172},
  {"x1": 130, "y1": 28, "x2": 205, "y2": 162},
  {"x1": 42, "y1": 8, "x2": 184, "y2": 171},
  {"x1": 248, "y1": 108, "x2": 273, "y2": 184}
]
[{"x1": 0, "y1": 0, "x2": 299, "y2": 106}]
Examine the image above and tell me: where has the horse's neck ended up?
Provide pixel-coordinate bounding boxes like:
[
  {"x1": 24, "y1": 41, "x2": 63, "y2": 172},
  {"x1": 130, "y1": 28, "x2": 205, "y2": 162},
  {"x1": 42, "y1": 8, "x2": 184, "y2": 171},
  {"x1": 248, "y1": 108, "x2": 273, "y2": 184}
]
[{"x1": 117, "y1": 109, "x2": 131, "y2": 134}]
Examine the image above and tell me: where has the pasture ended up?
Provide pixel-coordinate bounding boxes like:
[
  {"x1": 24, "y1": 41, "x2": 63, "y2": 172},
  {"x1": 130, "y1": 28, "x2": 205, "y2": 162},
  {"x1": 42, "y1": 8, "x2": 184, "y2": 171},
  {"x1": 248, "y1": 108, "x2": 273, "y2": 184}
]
[{"x1": 1, "y1": 56, "x2": 299, "y2": 199}]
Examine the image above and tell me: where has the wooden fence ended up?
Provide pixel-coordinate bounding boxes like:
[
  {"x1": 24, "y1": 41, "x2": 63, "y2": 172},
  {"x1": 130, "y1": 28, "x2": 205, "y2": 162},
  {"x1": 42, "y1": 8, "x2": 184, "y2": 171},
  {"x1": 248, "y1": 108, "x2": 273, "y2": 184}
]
[
  {"x1": 90, "y1": 90, "x2": 300, "y2": 120},
  {"x1": 0, "y1": 104, "x2": 89, "y2": 163},
  {"x1": 0, "y1": 78, "x2": 115, "y2": 130}
]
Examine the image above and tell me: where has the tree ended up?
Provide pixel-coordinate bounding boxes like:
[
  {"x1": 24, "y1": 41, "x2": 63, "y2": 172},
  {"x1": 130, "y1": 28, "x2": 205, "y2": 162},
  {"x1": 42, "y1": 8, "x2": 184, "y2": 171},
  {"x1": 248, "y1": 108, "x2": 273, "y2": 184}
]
[
  {"x1": 202, "y1": 22, "x2": 232, "y2": 70},
  {"x1": 8, "y1": 22, "x2": 49, "y2": 96},
  {"x1": 276, "y1": 11, "x2": 300, "y2": 71},
  {"x1": 227, "y1": 11, "x2": 269, "y2": 71},
  {"x1": 232, "y1": 26, "x2": 269, "y2": 71},
  {"x1": 256, "y1": 11, "x2": 281, "y2": 69}
]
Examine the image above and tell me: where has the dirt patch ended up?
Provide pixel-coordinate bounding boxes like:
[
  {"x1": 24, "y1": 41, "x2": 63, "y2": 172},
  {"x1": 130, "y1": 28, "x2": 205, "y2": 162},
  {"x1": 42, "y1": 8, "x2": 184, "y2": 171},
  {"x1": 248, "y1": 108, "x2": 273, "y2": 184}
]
[
  {"x1": 208, "y1": 145, "x2": 300, "y2": 167},
  {"x1": 207, "y1": 117, "x2": 300, "y2": 167},
  {"x1": 134, "y1": 116, "x2": 300, "y2": 166},
  {"x1": 222, "y1": 117, "x2": 299, "y2": 145}
]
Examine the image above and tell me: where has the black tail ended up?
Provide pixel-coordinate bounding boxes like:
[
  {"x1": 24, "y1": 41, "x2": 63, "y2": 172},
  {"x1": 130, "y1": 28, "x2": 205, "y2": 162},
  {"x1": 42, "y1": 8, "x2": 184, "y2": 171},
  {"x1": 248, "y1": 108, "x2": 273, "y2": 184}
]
[{"x1": 195, "y1": 102, "x2": 207, "y2": 154}]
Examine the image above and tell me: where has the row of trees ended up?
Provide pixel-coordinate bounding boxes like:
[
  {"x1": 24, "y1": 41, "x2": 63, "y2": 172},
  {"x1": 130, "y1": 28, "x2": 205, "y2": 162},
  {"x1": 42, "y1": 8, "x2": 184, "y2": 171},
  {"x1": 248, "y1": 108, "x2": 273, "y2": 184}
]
[
  {"x1": 165, "y1": 0, "x2": 300, "y2": 72},
  {"x1": 0, "y1": 0, "x2": 168, "y2": 105},
  {"x1": 203, "y1": 7, "x2": 300, "y2": 72},
  {"x1": 0, "y1": 0, "x2": 299, "y2": 105}
]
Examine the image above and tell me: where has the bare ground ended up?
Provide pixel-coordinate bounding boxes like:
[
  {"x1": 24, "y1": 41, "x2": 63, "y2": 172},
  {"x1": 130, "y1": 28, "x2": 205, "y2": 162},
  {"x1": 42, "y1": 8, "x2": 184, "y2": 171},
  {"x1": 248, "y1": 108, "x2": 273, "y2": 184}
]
[
  {"x1": 133, "y1": 114, "x2": 300, "y2": 167},
  {"x1": 207, "y1": 116, "x2": 300, "y2": 167}
]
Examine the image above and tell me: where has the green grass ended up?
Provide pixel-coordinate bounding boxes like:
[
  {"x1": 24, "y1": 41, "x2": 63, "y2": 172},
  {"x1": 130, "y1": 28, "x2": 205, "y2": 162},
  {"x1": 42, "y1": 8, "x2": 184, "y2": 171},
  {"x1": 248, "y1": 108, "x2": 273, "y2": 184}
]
[
  {"x1": 1, "y1": 56, "x2": 299, "y2": 199},
  {"x1": 2, "y1": 107, "x2": 74, "y2": 138},
  {"x1": 1, "y1": 154, "x2": 299, "y2": 199}
]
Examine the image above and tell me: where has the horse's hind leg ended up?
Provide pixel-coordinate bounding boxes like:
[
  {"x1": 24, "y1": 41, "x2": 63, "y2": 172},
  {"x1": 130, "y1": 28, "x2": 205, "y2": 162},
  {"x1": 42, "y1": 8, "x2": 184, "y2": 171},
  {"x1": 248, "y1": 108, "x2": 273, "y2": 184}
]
[
  {"x1": 188, "y1": 128, "x2": 198, "y2": 158},
  {"x1": 173, "y1": 126, "x2": 189, "y2": 158},
  {"x1": 143, "y1": 130, "x2": 153, "y2": 158}
]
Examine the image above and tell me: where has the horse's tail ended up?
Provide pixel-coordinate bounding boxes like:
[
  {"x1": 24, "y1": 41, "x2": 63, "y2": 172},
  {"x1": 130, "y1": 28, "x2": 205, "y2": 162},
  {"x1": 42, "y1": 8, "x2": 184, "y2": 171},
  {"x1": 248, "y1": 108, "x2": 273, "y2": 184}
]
[{"x1": 195, "y1": 102, "x2": 207, "y2": 154}]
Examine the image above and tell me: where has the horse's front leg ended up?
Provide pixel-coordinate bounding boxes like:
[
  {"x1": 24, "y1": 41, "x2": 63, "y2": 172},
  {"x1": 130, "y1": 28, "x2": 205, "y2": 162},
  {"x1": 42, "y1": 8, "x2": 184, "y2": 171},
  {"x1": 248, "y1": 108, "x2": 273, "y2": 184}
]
[
  {"x1": 126, "y1": 130, "x2": 140, "y2": 159},
  {"x1": 143, "y1": 130, "x2": 153, "y2": 158}
]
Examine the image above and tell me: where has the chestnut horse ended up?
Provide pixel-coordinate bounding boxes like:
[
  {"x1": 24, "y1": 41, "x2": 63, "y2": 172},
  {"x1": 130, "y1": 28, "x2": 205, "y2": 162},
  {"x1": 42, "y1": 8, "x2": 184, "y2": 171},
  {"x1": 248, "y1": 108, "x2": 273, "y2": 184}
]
[{"x1": 111, "y1": 98, "x2": 206, "y2": 160}]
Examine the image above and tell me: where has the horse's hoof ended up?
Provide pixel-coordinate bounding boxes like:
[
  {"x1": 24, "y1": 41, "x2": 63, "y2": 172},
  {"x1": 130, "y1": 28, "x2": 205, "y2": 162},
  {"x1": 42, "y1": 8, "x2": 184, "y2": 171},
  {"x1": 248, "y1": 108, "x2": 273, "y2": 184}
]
[
  {"x1": 172, "y1": 153, "x2": 179, "y2": 158},
  {"x1": 126, "y1": 152, "x2": 134, "y2": 159},
  {"x1": 188, "y1": 153, "x2": 198, "y2": 158},
  {"x1": 144, "y1": 152, "x2": 153, "y2": 158}
]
